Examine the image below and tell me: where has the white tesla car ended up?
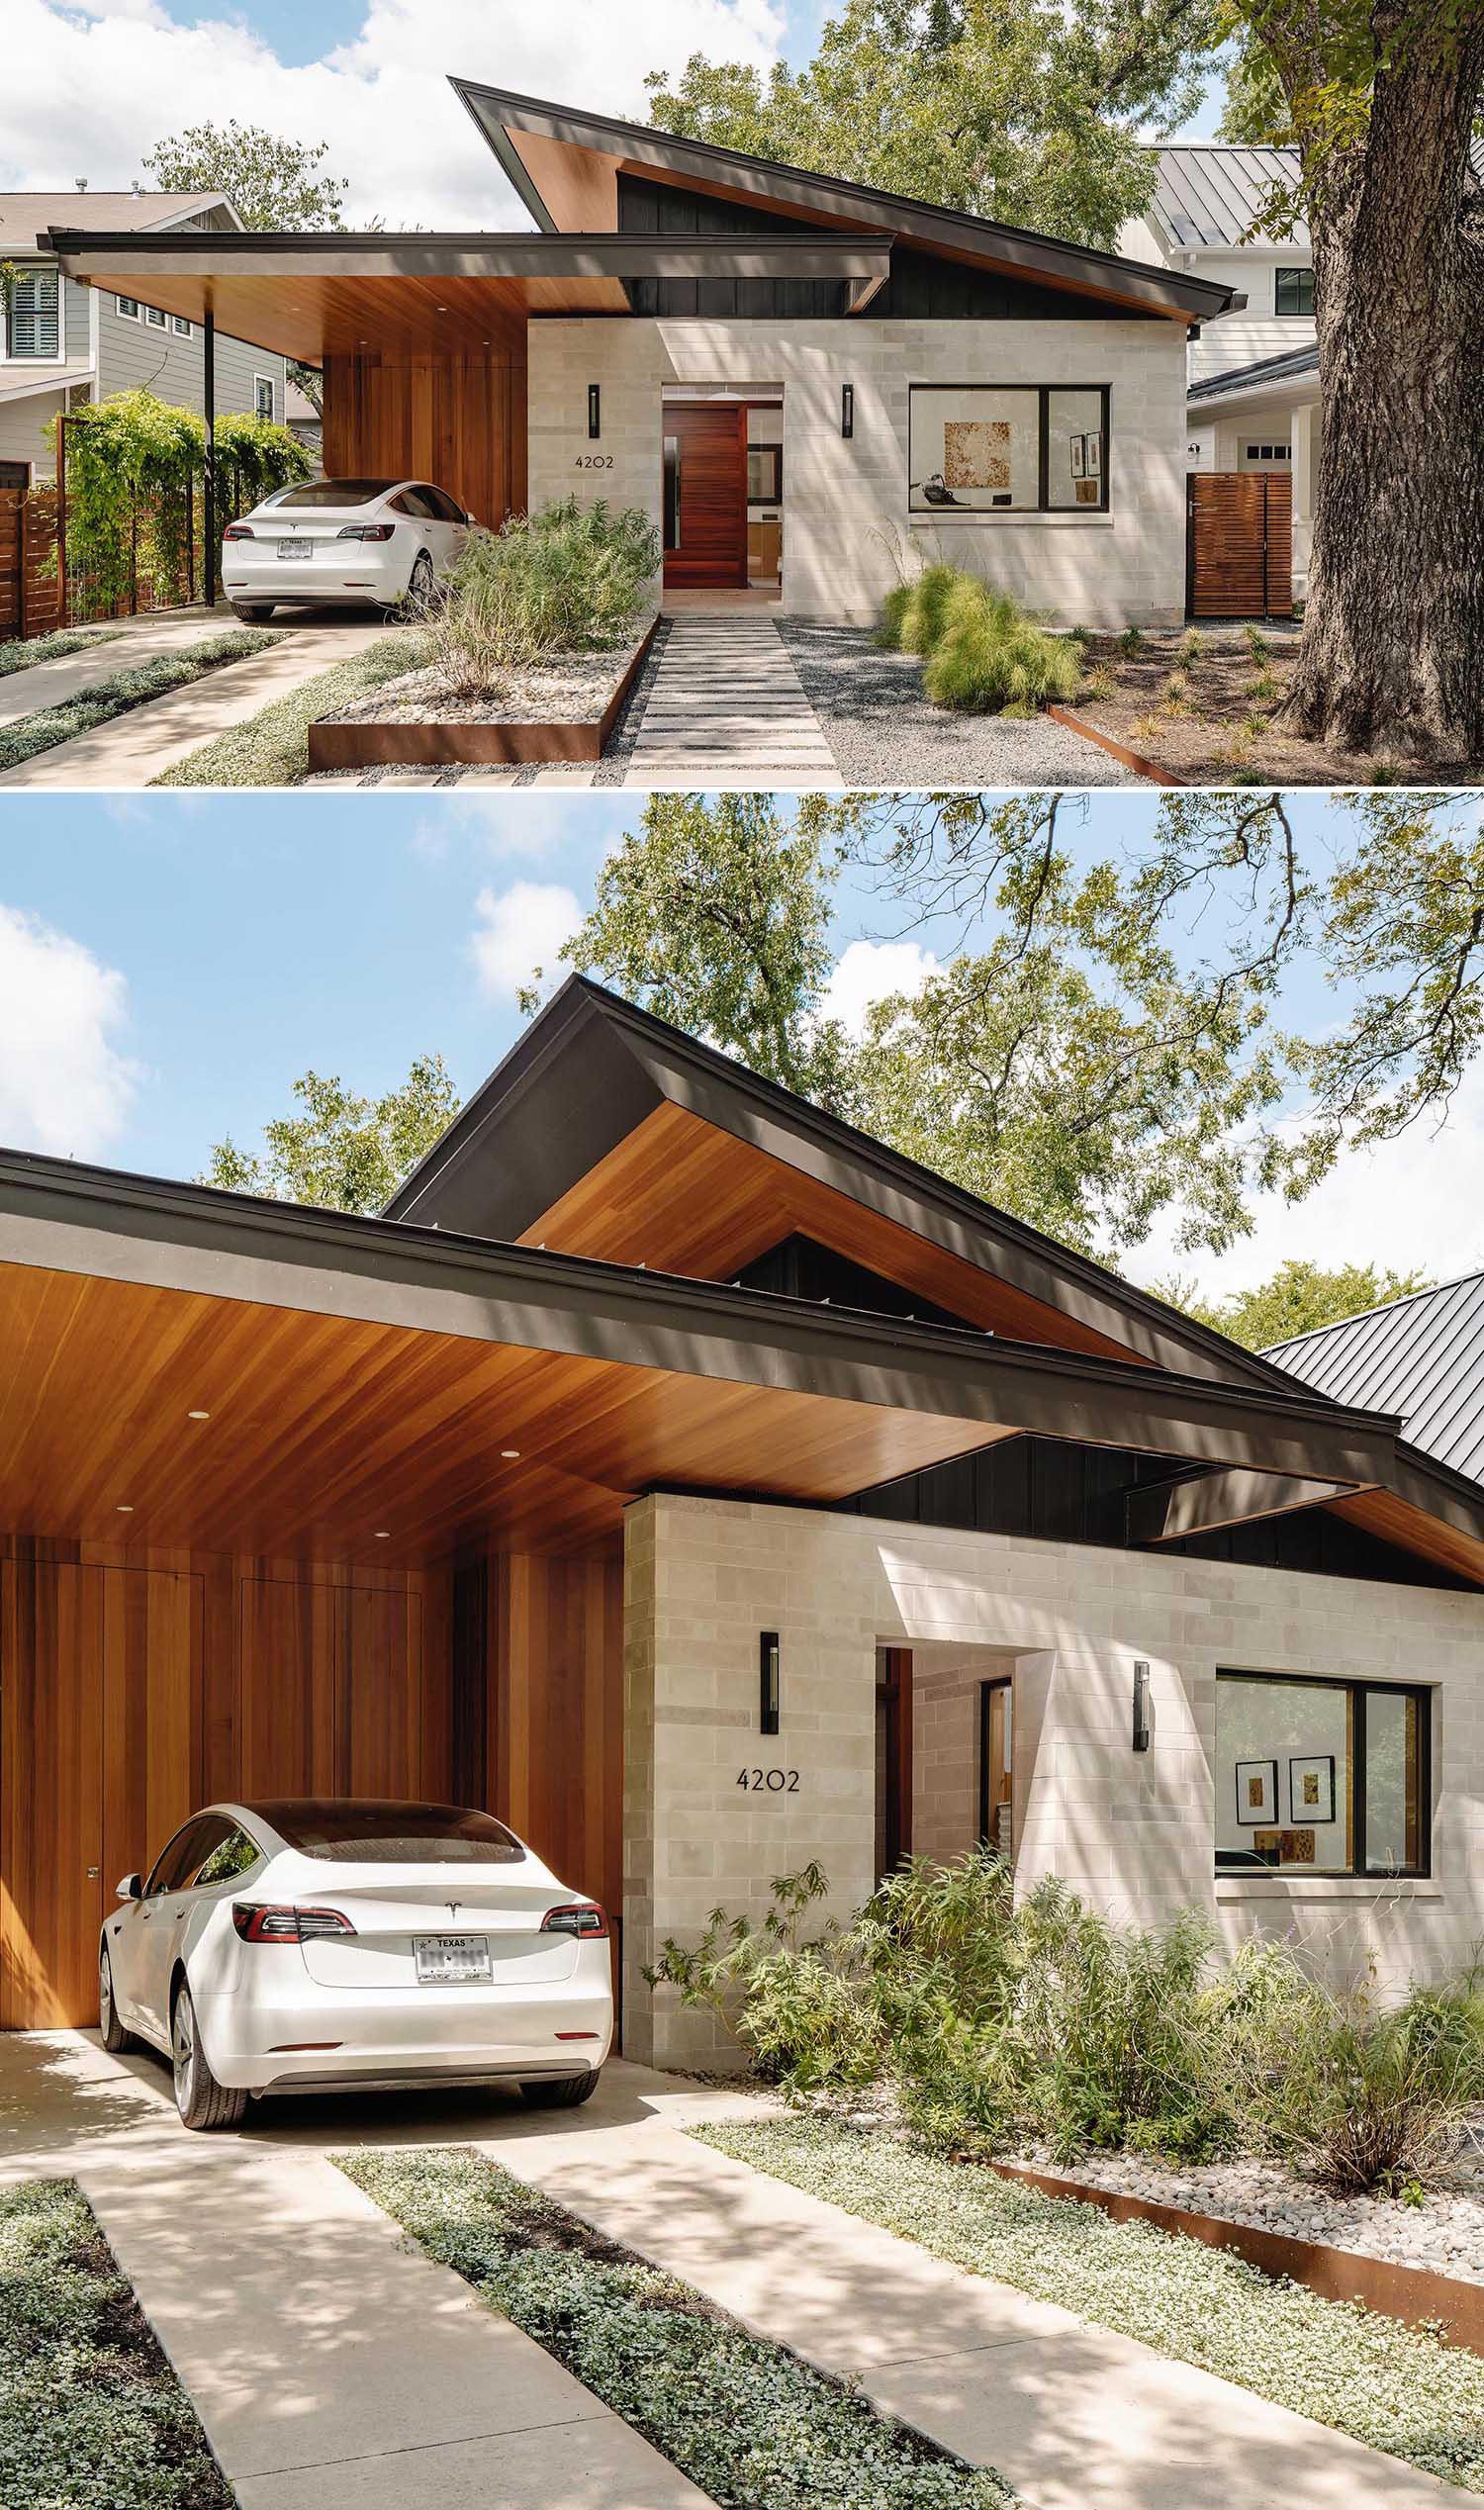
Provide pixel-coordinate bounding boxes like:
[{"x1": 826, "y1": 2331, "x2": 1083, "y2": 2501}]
[
  {"x1": 98, "y1": 1799, "x2": 612, "y2": 2131},
  {"x1": 221, "y1": 477, "x2": 473, "y2": 619}
]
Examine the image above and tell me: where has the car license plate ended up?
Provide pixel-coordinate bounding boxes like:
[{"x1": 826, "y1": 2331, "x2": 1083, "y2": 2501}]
[
  {"x1": 415, "y1": 1934, "x2": 491, "y2": 1985},
  {"x1": 276, "y1": 538, "x2": 301, "y2": 559}
]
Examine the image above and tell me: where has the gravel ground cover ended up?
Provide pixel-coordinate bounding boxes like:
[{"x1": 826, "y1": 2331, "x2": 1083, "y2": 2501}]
[
  {"x1": 0, "y1": 625, "x2": 124, "y2": 679},
  {"x1": 1015, "y1": 2144, "x2": 1484, "y2": 2282},
  {"x1": 319, "y1": 619, "x2": 655, "y2": 728},
  {"x1": 696, "y1": 2115, "x2": 1484, "y2": 2493},
  {"x1": 340, "y1": 2144, "x2": 1018, "y2": 2510},
  {"x1": 0, "y1": 2176, "x2": 232, "y2": 2510},
  {"x1": 0, "y1": 628, "x2": 278, "y2": 774},
  {"x1": 776, "y1": 621, "x2": 1138, "y2": 788},
  {"x1": 151, "y1": 629, "x2": 428, "y2": 787}
]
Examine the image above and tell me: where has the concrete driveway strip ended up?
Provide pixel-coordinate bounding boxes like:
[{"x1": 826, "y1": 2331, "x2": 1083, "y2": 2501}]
[
  {"x1": 0, "y1": 608, "x2": 232, "y2": 727},
  {"x1": 0, "y1": 620, "x2": 389, "y2": 786}
]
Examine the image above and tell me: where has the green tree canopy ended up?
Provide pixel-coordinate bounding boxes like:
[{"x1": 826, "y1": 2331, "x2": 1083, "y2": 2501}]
[
  {"x1": 646, "y1": 0, "x2": 1216, "y2": 250},
  {"x1": 202, "y1": 1055, "x2": 459, "y2": 1215},
  {"x1": 143, "y1": 123, "x2": 349, "y2": 231},
  {"x1": 1158, "y1": 1256, "x2": 1433, "y2": 1348}
]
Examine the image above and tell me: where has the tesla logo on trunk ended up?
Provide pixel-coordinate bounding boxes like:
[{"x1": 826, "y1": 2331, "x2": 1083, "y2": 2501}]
[{"x1": 446, "y1": 1901, "x2": 460, "y2": 1919}]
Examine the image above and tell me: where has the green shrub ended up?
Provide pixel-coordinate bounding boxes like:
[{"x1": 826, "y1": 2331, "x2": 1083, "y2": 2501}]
[
  {"x1": 894, "y1": 560, "x2": 961, "y2": 655},
  {"x1": 875, "y1": 580, "x2": 913, "y2": 648},
  {"x1": 424, "y1": 496, "x2": 660, "y2": 690},
  {"x1": 921, "y1": 578, "x2": 1082, "y2": 713}
]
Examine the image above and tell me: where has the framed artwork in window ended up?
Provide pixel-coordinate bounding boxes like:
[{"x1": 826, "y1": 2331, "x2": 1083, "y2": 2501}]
[
  {"x1": 1236, "y1": 1758, "x2": 1278, "y2": 1823},
  {"x1": 1289, "y1": 1755, "x2": 1336, "y2": 1825},
  {"x1": 1069, "y1": 434, "x2": 1085, "y2": 479}
]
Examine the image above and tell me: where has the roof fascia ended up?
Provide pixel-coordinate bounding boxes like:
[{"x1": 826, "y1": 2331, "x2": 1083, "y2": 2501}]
[
  {"x1": 46, "y1": 229, "x2": 890, "y2": 283},
  {"x1": 0, "y1": 1145, "x2": 1415, "y2": 1492},
  {"x1": 449, "y1": 79, "x2": 1237, "y2": 322}
]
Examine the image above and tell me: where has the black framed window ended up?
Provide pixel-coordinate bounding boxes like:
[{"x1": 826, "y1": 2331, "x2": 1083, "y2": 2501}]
[
  {"x1": 1216, "y1": 1670, "x2": 1430, "y2": 1877},
  {"x1": 1274, "y1": 266, "x2": 1314, "y2": 318},
  {"x1": 908, "y1": 383, "x2": 1110, "y2": 516},
  {"x1": 8, "y1": 267, "x2": 59, "y2": 359}
]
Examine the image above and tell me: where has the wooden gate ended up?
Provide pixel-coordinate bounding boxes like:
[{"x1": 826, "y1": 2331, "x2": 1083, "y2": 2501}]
[
  {"x1": 0, "y1": 487, "x2": 61, "y2": 643},
  {"x1": 1186, "y1": 472, "x2": 1293, "y2": 619}
]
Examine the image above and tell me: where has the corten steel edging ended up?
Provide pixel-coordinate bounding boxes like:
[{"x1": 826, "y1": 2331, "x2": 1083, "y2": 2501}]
[
  {"x1": 305, "y1": 615, "x2": 657, "y2": 773},
  {"x1": 1045, "y1": 703, "x2": 1186, "y2": 788},
  {"x1": 990, "y1": 2160, "x2": 1484, "y2": 2353}
]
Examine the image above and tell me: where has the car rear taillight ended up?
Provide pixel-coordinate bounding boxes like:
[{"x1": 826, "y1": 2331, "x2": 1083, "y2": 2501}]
[
  {"x1": 232, "y1": 1904, "x2": 357, "y2": 1943},
  {"x1": 223, "y1": 522, "x2": 255, "y2": 540},
  {"x1": 539, "y1": 1903, "x2": 609, "y2": 1939},
  {"x1": 336, "y1": 523, "x2": 395, "y2": 541}
]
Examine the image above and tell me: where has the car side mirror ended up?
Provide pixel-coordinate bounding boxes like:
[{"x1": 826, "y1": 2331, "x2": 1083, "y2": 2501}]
[{"x1": 116, "y1": 1873, "x2": 142, "y2": 1903}]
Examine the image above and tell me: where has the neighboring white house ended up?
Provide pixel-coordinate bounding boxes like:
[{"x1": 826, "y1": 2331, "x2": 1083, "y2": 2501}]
[
  {"x1": 0, "y1": 187, "x2": 287, "y2": 485},
  {"x1": 1119, "y1": 145, "x2": 1319, "y2": 595}
]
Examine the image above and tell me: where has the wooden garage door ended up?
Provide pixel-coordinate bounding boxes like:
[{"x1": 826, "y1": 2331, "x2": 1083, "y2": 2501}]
[
  {"x1": 1, "y1": 1562, "x2": 198, "y2": 2028},
  {"x1": 1187, "y1": 472, "x2": 1293, "y2": 618},
  {"x1": 663, "y1": 404, "x2": 748, "y2": 590}
]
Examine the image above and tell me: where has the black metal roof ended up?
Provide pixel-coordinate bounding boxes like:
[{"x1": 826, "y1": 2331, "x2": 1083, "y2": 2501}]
[
  {"x1": 1148, "y1": 145, "x2": 1307, "y2": 251},
  {"x1": 1189, "y1": 341, "x2": 1319, "y2": 403},
  {"x1": 1268, "y1": 1272, "x2": 1484, "y2": 1489}
]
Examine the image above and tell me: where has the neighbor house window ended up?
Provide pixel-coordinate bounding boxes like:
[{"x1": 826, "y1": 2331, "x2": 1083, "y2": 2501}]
[
  {"x1": 1216, "y1": 1671, "x2": 1430, "y2": 1877},
  {"x1": 1244, "y1": 443, "x2": 1290, "y2": 463},
  {"x1": 254, "y1": 375, "x2": 274, "y2": 419},
  {"x1": 116, "y1": 296, "x2": 140, "y2": 320},
  {"x1": 144, "y1": 304, "x2": 167, "y2": 329},
  {"x1": 172, "y1": 315, "x2": 192, "y2": 337},
  {"x1": 1274, "y1": 267, "x2": 1314, "y2": 318},
  {"x1": 7, "y1": 266, "x2": 59, "y2": 359},
  {"x1": 908, "y1": 384, "x2": 1109, "y2": 515}
]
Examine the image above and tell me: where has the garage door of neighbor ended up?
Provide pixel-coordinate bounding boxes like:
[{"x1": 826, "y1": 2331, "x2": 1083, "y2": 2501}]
[
  {"x1": 1186, "y1": 472, "x2": 1293, "y2": 618},
  {"x1": 0, "y1": 1561, "x2": 199, "y2": 2029}
]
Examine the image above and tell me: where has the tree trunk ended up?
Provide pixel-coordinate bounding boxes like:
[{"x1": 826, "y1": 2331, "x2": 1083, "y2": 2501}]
[{"x1": 1279, "y1": 19, "x2": 1484, "y2": 764}]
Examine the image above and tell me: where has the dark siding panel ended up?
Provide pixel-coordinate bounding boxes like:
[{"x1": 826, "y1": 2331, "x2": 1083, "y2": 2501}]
[
  {"x1": 734, "y1": 1232, "x2": 974, "y2": 1329},
  {"x1": 873, "y1": 246, "x2": 1162, "y2": 324}
]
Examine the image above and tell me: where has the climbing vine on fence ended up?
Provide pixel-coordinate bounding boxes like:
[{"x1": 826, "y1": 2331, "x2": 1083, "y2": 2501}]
[{"x1": 46, "y1": 390, "x2": 311, "y2": 616}]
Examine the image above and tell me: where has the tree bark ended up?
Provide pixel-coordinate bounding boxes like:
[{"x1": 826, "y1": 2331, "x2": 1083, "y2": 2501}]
[{"x1": 1275, "y1": 10, "x2": 1484, "y2": 763}]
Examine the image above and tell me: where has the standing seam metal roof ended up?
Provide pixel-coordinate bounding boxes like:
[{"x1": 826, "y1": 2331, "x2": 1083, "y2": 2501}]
[
  {"x1": 1266, "y1": 1270, "x2": 1484, "y2": 1488},
  {"x1": 1151, "y1": 146, "x2": 1307, "y2": 252}
]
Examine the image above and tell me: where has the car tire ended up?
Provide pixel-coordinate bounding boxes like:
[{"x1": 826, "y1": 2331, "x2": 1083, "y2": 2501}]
[
  {"x1": 518, "y1": 2070, "x2": 601, "y2": 2109},
  {"x1": 171, "y1": 1980, "x2": 247, "y2": 2132},
  {"x1": 98, "y1": 1942, "x2": 133, "y2": 2054},
  {"x1": 231, "y1": 602, "x2": 276, "y2": 622},
  {"x1": 403, "y1": 551, "x2": 436, "y2": 612}
]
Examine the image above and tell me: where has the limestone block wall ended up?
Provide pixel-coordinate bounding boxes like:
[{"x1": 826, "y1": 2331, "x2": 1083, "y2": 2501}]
[
  {"x1": 623, "y1": 1492, "x2": 1484, "y2": 2071},
  {"x1": 528, "y1": 317, "x2": 1191, "y2": 626},
  {"x1": 912, "y1": 1655, "x2": 986, "y2": 1865}
]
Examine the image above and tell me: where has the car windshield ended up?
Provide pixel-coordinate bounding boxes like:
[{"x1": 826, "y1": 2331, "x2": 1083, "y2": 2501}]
[
  {"x1": 270, "y1": 481, "x2": 395, "y2": 510},
  {"x1": 250, "y1": 1800, "x2": 526, "y2": 1862}
]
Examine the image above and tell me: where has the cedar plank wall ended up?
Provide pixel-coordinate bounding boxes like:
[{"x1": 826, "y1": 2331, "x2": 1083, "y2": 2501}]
[
  {"x1": 321, "y1": 353, "x2": 528, "y2": 528},
  {"x1": 0, "y1": 1534, "x2": 622, "y2": 2029}
]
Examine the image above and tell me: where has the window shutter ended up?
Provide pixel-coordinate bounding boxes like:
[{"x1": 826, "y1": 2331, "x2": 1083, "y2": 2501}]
[{"x1": 10, "y1": 267, "x2": 60, "y2": 358}]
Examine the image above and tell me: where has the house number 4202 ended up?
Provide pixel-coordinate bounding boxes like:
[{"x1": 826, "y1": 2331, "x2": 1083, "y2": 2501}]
[
  {"x1": 737, "y1": 1767, "x2": 799, "y2": 1793},
  {"x1": 574, "y1": 454, "x2": 613, "y2": 469}
]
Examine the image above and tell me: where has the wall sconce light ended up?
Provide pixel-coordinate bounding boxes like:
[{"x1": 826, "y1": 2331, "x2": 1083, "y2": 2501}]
[
  {"x1": 760, "y1": 1630, "x2": 781, "y2": 1736},
  {"x1": 1133, "y1": 1659, "x2": 1151, "y2": 1753},
  {"x1": 840, "y1": 383, "x2": 854, "y2": 439},
  {"x1": 588, "y1": 383, "x2": 601, "y2": 440}
]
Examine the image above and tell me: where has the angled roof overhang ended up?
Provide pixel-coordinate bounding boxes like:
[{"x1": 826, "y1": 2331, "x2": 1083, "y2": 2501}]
[
  {"x1": 452, "y1": 80, "x2": 1238, "y2": 327},
  {"x1": 46, "y1": 226, "x2": 890, "y2": 365},
  {"x1": 4, "y1": 1144, "x2": 1458, "y2": 1576}
]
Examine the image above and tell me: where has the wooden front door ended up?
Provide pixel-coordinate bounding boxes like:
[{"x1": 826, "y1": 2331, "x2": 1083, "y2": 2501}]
[
  {"x1": 1, "y1": 1561, "x2": 198, "y2": 2027},
  {"x1": 663, "y1": 404, "x2": 748, "y2": 590},
  {"x1": 1186, "y1": 472, "x2": 1293, "y2": 618}
]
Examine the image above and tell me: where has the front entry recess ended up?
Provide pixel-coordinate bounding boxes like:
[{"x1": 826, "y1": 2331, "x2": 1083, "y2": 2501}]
[{"x1": 663, "y1": 404, "x2": 748, "y2": 590}]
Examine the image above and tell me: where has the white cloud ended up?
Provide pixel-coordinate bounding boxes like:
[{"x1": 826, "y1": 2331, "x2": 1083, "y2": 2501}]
[
  {"x1": 0, "y1": 903, "x2": 139, "y2": 1157},
  {"x1": 470, "y1": 879, "x2": 581, "y2": 1000},
  {"x1": 4, "y1": 0, "x2": 785, "y2": 229},
  {"x1": 414, "y1": 792, "x2": 595, "y2": 861},
  {"x1": 822, "y1": 937, "x2": 941, "y2": 1038},
  {"x1": 1126, "y1": 1071, "x2": 1484, "y2": 1302}
]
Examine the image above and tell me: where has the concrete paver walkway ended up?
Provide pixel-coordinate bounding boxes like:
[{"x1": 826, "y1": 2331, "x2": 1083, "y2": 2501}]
[
  {"x1": 626, "y1": 615, "x2": 841, "y2": 781},
  {"x1": 1, "y1": 2031, "x2": 1473, "y2": 2510}
]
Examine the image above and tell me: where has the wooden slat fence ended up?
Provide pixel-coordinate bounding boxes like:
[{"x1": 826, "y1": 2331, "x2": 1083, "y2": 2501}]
[
  {"x1": 0, "y1": 487, "x2": 62, "y2": 643},
  {"x1": 1186, "y1": 472, "x2": 1293, "y2": 619}
]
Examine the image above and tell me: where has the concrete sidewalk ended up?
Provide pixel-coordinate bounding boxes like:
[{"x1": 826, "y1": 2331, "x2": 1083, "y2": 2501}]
[{"x1": 1, "y1": 2031, "x2": 1474, "y2": 2510}]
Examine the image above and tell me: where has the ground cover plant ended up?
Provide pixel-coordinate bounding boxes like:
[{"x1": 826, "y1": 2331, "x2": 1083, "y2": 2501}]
[
  {"x1": 0, "y1": 626, "x2": 124, "y2": 680},
  {"x1": 0, "y1": 628, "x2": 279, "y2": 774},
  {"x1": 339, "y1": 2145, "x2": 1017, "y2": 2509},
  {"x1": 152, "y1": 630, "x2": 428, "y2": 786},
  {"x1": 695, "y1": 2116, "x2": 1484, "y2": 2494},
  {"x1": 0, "y1": 2177, "x2": 232, "y2": 2510},
  {"x1": 877, "y1": 564, "x2": 1081, "y2": 714},
  {"x1": 419, "y1": 498, "x2": 660, "y2": 694},
  {"x1": 648, "y1": 1853, "x2": 1484, "y2": 2193}
]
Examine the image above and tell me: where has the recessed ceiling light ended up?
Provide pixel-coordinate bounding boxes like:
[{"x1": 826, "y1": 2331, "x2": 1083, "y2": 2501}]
[
  {"x1": 187, "y1": 1409, "x2": 210, "y2": 1421},
  {"x1": 116, "y1": 1504, "x2": 134, "y2": 1514},
  {"x1": 501, "y1": 1448, "x2": 520, "y2": 1460},
  {"x1": 373, "y1": 1530, "x2": 391, "y2": 1539}
]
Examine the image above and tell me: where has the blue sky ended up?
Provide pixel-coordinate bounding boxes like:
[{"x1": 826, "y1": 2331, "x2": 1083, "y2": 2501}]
[{"x1": 3, "y1": 791, "x2": 1482, "y2": 1304}]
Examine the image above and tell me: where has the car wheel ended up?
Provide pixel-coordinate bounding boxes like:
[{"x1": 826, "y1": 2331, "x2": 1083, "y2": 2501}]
[
  {"x1": 403, "y1": 551, "x2": 437, "y2": 612},
  {"x1": 519, "y1": 2070, "x2": 601, "y2": 2109},
  {"x1": 231, "y1": 602, "x2": 276, "y2": 622},
  {"x1": 171, "y1": 1981, "x2": 247, "y2": 2132},
  {"x1": 98, "y1": 1943, "x2": 133, "y2": 2054}
]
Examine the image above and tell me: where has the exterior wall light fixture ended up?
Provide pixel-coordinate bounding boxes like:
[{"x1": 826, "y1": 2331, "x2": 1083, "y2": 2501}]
[
  {"x1": 760, "y1": 1630, "x2": 781, "y2": 1735},
  {"x1": 841, "y1": 383, "x2": 855, "y2": 439},
  {"x1": 588, "y1": 383, "x2": 601, "y2": 439},
  {"x1": 1133, "y1": 1659, "x2": 1152, "y2": 1753}
]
